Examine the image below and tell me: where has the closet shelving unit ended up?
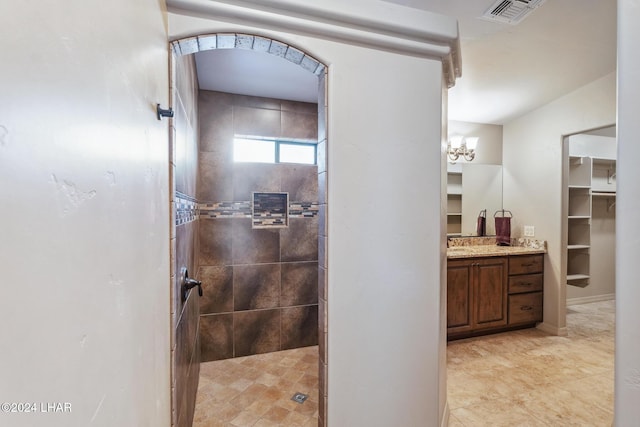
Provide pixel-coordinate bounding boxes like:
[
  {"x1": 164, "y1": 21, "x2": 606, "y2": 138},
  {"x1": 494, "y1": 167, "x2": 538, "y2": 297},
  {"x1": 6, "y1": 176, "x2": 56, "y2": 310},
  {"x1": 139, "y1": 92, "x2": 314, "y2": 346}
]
[
  {"x1": 566, "y1": 156, "x2": 616, "y2": 287},
  {"x1": 447, "y1": 164, "x2": 463, "y2": 237}
]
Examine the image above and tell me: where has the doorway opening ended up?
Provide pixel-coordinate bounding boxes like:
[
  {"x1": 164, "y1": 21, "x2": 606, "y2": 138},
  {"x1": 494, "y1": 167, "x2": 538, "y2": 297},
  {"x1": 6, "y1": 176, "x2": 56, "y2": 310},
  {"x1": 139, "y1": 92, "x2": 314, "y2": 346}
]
[{"x1": 169, "y1": 34, "x2": 328, "y2": 427}]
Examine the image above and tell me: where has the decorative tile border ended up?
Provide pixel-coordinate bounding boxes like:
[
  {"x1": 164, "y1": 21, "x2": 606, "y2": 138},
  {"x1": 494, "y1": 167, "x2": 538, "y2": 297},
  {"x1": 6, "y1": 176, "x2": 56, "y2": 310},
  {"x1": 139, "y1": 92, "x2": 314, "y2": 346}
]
[
  {"x1": 289, "y1": 202, "x2": 319, "y2": 218},
  {"x1": 199, "y1": 201, "x2": 318, "y2": 219},
  {"x1": 175, "y1": 192, "x2": 198, "y2": 226},
  {"x1": 200, "y1": 202, "x2": 252, "y2": 218}
]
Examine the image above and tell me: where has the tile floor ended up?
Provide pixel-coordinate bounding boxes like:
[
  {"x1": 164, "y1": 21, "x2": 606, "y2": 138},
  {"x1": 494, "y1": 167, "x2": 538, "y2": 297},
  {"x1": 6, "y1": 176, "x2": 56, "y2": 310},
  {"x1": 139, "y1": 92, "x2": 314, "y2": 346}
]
[
  {"x1": 193, "y1": 345, "x2": 318, "y2": 427},
  {"x1": 193, "y1": 300, "x2": 614, "y2": 427},
  {"x1": 447, "y1": 300, "x2": 615, "y2": 426}
]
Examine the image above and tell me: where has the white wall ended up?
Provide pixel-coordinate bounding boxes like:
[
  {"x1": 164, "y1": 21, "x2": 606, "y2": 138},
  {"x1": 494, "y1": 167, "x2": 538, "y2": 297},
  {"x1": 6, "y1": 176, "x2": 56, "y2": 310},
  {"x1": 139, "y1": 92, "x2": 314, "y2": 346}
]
[
  {"x1": 168, "y1": 2, "x2": 456, "y2": 424},
  {"x1": 616, "y1": 0, "x2": 640, "y2": 422},
  {"x1": 327, "y1": 47, "x2": 445, "y2": 427},
  {"x1": 0, "y1": 2, "x2": 170, "y2": 427},
  {"x1": 502, "y1": 72, "x2": 616, "y2": 335}
]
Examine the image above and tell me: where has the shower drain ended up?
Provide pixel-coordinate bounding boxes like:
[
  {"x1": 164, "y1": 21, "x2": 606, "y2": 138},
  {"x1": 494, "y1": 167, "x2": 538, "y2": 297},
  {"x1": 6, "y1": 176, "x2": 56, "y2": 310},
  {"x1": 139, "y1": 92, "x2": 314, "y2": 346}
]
[{"x1": 291, "y1": 392, "x2": 309, "y2": 404}]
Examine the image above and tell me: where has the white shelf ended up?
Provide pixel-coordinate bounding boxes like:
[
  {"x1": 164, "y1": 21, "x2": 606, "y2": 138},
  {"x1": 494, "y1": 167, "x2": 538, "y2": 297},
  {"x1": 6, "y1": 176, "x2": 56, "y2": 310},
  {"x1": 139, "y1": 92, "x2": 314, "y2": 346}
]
[
  {"x1": 568, "y1": 185, "x2": 591, "y2": 189},
  {"x1": 567, "y1": 274, "x2": 590, "y2": 281},
  {"x1": 568, "y1": 215, "x2": 590, "y2": 220},
  {"x1": 568, "y1": 245, "x2": 590, "y2": 250},
  {"x1": 447, "y1": 212, "x2": 462, "y2": 216},
  {"x1": 591, "y1": 191, "x2": 616, "y2": 197}
]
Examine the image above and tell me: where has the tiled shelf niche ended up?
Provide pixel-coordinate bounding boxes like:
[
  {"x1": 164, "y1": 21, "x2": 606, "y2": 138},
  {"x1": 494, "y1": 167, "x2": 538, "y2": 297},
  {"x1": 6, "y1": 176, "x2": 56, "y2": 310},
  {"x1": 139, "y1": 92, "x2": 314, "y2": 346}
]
[{"x1": 252, "y1": 192, "x2": 289, "y2": 228}]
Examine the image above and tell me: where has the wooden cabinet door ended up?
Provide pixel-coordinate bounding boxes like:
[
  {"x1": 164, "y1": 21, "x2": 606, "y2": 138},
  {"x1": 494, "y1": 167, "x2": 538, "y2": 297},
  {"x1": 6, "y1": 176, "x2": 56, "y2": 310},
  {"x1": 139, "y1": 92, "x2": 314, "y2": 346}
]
[
  {"x1": 447, "y1": 259, "x2": 474, "y2": 334},
  {"x1": 474, "y1": 257, "x2": 508, "y2": 329}
]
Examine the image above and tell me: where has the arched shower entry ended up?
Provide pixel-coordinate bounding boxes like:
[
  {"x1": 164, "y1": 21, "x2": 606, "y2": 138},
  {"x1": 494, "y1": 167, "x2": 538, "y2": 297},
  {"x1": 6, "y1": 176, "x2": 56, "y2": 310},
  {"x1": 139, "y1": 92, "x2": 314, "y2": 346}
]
[{"x1": 169, "y1": 33, "x2": 329, "y2": 426}]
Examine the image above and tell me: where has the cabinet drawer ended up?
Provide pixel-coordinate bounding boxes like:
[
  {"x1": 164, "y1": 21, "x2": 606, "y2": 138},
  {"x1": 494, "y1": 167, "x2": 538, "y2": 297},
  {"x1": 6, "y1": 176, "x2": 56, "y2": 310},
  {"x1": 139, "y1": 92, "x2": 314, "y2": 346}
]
[
  {"x1": 509, "y1": 292, "x2": 542, "y2": 325},
  {"x1": 509, "y1": 254, "x2": 543, "y2": 275},
  {"x1": 508, "y1": 273, "x2": 543, "y2": 294}
]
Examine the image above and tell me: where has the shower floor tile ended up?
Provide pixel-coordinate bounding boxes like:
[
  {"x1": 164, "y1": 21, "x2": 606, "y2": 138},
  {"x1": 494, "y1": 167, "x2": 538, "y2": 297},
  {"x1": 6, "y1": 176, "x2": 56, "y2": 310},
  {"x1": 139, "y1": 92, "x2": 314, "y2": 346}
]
[{"x1": 194, "y1": 346, "x2": 318, "y2": 427}]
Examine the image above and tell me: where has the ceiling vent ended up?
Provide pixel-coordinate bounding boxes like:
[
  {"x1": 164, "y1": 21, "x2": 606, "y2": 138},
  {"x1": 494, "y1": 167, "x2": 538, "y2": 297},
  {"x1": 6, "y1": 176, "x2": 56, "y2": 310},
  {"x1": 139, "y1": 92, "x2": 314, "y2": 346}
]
[{"x1": 481, "y1": 0, "x2": 547, "y2": 25}]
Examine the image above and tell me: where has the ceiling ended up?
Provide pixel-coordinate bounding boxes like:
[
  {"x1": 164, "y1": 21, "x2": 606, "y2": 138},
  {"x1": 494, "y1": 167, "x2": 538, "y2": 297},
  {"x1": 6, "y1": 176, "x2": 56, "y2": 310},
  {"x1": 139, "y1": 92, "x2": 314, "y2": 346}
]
[{"x1": 195, "y1": 0, "x2": 617, "y2": 125}]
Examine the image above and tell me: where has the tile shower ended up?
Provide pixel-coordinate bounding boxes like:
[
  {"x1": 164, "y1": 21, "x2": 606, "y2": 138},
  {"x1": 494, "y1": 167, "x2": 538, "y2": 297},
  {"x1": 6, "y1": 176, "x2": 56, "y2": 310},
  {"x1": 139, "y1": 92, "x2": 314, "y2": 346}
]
[
  {"x1": 172, "y1": 53, "x2": 201, "y2": 427},
  {"x1": 195, "y1": 90, "x2": 320, "y2": 361},
  {"x1": 170, "y1": 35, "x2": 329, "y2": 426}
]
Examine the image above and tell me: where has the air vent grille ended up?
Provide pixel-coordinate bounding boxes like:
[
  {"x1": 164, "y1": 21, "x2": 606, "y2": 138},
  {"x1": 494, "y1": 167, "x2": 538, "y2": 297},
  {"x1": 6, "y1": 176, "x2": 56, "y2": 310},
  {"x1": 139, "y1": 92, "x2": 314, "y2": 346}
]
[{"x1": 482, "y1": 0, "x2": 547, "y2": 25}]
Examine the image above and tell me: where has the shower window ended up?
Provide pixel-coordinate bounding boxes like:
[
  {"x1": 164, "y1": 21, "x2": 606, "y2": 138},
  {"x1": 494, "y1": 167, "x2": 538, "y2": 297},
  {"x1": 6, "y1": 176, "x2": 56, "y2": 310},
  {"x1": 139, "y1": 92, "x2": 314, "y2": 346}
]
[{"x1": 234, "y1": 137, "x2": 316, "y2": 165}]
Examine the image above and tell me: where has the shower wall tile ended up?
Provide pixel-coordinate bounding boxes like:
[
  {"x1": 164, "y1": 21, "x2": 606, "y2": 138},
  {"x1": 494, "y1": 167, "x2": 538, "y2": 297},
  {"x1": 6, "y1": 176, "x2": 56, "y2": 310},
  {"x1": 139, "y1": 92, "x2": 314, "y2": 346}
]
[
  {"x1": 318, "y1": 234, "x2": 326, "y2": 269},
  {"x1": 318, "y1": 203, "x2": 326, "y2": 237},
  {"x1": 172, "y1": 52, "x2": 200, "y2": 427},
  {"x1": 184, "y1": 356, "x2": 199, "y2": 427},
  {"x1": 234, "y1": 309, "x2": 281, "y2": 357},
  {"x1": 200, "y1": 313, "x2": 233, "y2": 362},
  {"x1": 231, "y1": 219, "x2": 280, "y2": 264},
  {"x1": 175, "y1": 221, "x2": 196, "y2": 313},
  {"x1": 319, "y1": 328, "x2": 327, "y2": 365},
  {"x1": 234, "y1": 93, "x2": 281, "y2": 110},
  {"x1": 318, "y1": 171, "x2": 327, "y2": 204},
  {"x1": 281, "y1": 164, "x2": 318, "y2": 201},
  {"x1": 281, "y1": 99, "x2": 317, "y2": 115},
  {"x1": 174, "y1": 314, "x2": 188, "y2": 419},
  {"x1": 185, "y1": 114, "x2": 198, "y2": 197},
  {"x1": 232, "y1": 162, "x2": 281, "y2": 200},
  {"x1": 174, "y1": 102, "x2": 188, "y2": 195},
  {"x1": 197, "y1": 265, "x2": 233, "y2": 314},
  {"x1": 233, "y1": 264, "x2": 281, "y2": 311},
  {"x1": 198, "y1": 92, "x2": 234, "y2": 153},
  {"x1": 281, "y1": 110, "x2": 318, "y2": 141},
  {"x1": 198, "y1": 151, "x2": 233, "y2": 202},
  {"x1": 199, "y1": 220, "x2": 232, "y2": 266},
  {"x1": 233, "y1": 106, "x2": 281, "y2": 137},
  {"x1": 317, "y1": 74, "x2": 327, "y2": 144},
  {"x1": 318, "y1": 265, "x2": 327, "y2": 301},
  {"x1": 175, "y1": 292, "x2": 198, "y2": 422},
  {"x1": 316, "y1": 139, "x2": 326, "y2": 174},
  {"x1": 197, "y1": 91, "x2": 322, "y2": 361},
  {"x1": 281, "y1": 262, "x2": 318, "y2": 306},
  {"x1": 281, "y1": 217, "x2": 318, "y2": 262},
  {"x1": 281, "y1": 305, "x2": 318, "y2": 350}
]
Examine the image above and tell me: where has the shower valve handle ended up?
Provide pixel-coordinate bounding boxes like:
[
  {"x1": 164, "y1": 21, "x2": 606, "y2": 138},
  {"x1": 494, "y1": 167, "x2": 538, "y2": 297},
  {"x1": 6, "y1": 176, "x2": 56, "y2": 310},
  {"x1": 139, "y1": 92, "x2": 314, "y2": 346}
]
[{"x1": 184, "y1": 278, "x2": 203, "y2": 297}]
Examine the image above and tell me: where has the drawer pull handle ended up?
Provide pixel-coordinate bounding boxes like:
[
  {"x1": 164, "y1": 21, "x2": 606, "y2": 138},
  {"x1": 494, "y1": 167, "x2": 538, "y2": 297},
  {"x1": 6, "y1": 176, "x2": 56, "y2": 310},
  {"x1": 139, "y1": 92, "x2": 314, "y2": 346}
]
[
  {"x1": 520, "y1": 282, "x2": 532, "y2": 286},
  {"x1": 521, "y1": 263, "x2": 534, "y2": 267},
  {"x1": 520, "y1": 305, "x2": 533, "y2": 311}
]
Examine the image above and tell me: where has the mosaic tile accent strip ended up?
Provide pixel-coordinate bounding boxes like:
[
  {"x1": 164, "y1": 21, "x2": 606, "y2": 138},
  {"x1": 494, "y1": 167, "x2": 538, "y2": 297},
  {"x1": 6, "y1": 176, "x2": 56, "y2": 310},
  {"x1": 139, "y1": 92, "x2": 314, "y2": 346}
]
[
  {"x1": 289, "y1": 202, "x2": 319, "y2": 218},
  {"x1": 199, "y1": 202, "x2": 252, "y2": 218},
  {"x1": 175, "y1": 192, "x2": 198, "y2": 226},
  {"x1": 199, "y1": 202, "x2": 319, "y2": 219}
]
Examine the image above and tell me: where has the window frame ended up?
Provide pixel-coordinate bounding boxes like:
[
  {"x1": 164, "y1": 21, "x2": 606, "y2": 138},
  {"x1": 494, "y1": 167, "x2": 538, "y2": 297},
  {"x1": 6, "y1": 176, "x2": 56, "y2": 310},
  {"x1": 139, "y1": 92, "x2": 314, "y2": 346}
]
[{"x1": 233, "y1": 136, "x2": 317, "y2": 165}]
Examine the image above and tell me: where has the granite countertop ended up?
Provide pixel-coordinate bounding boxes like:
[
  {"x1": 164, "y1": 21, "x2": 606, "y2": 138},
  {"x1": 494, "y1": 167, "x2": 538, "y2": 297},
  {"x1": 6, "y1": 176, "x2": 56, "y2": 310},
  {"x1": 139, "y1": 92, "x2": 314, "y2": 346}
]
[{"x1": 447, "y1": 237, "x2": 547, "y2": 259}]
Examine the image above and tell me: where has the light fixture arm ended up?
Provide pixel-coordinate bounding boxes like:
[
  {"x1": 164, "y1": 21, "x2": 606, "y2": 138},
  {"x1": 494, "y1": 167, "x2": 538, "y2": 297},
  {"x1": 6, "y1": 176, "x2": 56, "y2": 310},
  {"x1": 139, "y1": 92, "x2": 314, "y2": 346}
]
[{"x1": 447, "y1": 135, "x2": 478, "y2": 163}]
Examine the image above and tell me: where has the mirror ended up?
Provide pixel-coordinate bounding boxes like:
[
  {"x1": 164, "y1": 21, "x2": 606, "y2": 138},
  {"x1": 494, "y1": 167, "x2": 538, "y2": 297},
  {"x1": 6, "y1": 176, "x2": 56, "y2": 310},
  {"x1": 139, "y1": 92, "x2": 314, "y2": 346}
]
[{"x1": 447, "y1": 163, "x2": 503, "y2": 236}]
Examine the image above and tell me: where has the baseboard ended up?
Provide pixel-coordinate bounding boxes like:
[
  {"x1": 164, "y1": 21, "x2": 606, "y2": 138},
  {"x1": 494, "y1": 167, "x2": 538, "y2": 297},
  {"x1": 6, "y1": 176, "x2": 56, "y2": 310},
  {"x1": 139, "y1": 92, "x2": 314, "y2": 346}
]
[
  {"x1": 567, "y1": 294, "x2": 615, "y2": 306},
  {"x1": 536, "y1": 322, "x2": 568, "y2": 336},
  {"x1": 441, "y1": 400, "x2": 449, "y2": 427}
]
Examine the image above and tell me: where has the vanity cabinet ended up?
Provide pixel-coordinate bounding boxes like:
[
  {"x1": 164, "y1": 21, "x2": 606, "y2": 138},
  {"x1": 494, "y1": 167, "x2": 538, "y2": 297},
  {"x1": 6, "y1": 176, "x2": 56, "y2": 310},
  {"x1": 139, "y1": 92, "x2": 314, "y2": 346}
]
[
  {"x1": 447, "y1": 253, "x2": 544, "y2": 339},
  {"x1": 447, "y1": 257, "x2": 508, "y2": 336},
  {"x1": 507, "y1": 255, "x2": 544, "y2": 326}
]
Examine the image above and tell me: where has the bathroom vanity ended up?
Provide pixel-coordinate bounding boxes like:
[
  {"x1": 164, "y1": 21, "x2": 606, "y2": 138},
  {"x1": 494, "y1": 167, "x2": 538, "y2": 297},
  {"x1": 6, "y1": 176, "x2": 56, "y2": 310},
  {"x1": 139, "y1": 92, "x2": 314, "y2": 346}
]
[{"x1": 446, "y1": 239, "x2": 545, "y2": 340}]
